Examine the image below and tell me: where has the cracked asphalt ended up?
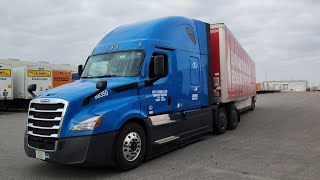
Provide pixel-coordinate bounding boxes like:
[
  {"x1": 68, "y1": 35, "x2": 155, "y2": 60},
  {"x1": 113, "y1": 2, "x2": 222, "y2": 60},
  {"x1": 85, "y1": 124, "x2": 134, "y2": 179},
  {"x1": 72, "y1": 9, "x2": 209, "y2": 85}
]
[{"x1": 0, "y1": 92, "x2": 320, "y2": 179}]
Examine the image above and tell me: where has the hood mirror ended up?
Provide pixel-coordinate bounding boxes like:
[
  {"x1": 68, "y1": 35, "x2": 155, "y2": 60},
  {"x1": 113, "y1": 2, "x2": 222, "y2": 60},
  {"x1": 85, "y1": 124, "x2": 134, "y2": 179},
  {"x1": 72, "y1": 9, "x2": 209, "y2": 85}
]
[
  {"x1": 82, "y1": 80, "x2": 108, "y2": 106},
  {"x1": 96, "y1": 80, "x2": 107, "y2": 90}
]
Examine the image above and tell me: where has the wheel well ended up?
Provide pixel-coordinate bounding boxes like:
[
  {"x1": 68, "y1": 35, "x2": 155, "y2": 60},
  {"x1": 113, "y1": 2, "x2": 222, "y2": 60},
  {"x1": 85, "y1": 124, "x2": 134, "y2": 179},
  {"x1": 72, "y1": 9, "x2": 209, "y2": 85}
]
[
  {"x1": 120, "y1": 118, "x2": 148, "y2": 133},
  {"x1": 118, "y1": 118, "x2": 150, "y2": 160}
]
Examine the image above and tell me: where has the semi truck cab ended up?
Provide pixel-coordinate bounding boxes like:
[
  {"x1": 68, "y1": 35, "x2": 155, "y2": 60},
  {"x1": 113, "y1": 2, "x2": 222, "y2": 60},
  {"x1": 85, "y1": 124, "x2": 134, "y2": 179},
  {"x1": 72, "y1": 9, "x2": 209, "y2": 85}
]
[{"x1": 24, "y1": 16, "x2": 256, "y2": 170}]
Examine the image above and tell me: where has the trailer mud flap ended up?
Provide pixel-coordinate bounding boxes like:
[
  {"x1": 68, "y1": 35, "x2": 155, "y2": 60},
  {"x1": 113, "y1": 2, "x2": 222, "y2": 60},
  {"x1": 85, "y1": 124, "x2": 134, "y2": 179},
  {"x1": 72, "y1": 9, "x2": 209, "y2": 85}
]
[{"x1": 211, "y1": 105, "x2": 219, "y2": 131}]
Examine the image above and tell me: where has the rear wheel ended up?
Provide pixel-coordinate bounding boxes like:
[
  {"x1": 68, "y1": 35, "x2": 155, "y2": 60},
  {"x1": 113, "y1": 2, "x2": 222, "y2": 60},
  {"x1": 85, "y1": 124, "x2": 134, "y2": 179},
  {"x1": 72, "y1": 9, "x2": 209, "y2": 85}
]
[
  {"x1": 213, "y1": 107, "x2": 227, "y2": 135},
  {"x1": 115, "y1": 122, "x2": 146, "y2": 171},
  {"x1": 227, "y1": 104, "x2": 239, "y2": 130},
  {"x1": 250, "y1": 98, "x2": 255, "y2": 111}
]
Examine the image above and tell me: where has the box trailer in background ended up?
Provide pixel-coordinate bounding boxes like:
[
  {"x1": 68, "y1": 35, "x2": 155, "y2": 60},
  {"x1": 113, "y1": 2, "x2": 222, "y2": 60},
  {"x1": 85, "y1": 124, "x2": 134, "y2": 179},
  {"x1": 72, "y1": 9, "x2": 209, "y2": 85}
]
[
  {"x1": 13, "y1": 65, "x2": 52, "y2": 100},
  {"x1": 260, "y1": 80, "x2": 307, "y2": 93},
  {"x1": 210, "y1": 24, "x2": 256, "y2": 109},
  {"x1": 256, "y1": 83, "x2": 261, "y2": 91},
  {"x1": 0, "y1": 64, "x2": 13, "y2": 101},
  {"x1": 52, "y1": 70, "x2": 72, "y2": 87},
  {"x1": 310, "y1": 86, "x2": 318, "y2": 92}
]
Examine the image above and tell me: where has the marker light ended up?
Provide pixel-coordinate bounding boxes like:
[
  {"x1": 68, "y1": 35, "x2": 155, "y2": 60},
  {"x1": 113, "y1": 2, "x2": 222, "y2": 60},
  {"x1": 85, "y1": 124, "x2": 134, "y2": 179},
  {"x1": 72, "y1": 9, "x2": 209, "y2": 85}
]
[
  {"x1": 111, "y1": 45, "x2": 114, "y2": 50},
  {"x1": 106, "y1": 47, "x2": 109, "y2": 51},
  {"x1": 72, "y1": 115, "x2": 104, "y2": 132}
]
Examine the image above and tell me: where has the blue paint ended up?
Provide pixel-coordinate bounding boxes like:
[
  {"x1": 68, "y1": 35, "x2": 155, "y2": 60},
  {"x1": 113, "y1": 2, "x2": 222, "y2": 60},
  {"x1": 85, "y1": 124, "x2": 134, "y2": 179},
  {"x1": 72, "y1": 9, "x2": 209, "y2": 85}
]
[{"x1": 35, "y1": 16, "x2": 210, "y2": 138}]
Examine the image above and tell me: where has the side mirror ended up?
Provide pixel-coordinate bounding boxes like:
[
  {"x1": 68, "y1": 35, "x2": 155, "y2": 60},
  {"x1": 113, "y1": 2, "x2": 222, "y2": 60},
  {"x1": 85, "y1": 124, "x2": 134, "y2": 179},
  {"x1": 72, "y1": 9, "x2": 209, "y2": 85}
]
[
  {"x1": 153, "y1": 55, "x2": 165, "y2": 77},
  {"x1": 28, "y1": 84, "x2": 37, "y2": 98},
  {"x1": 78, "y1": 65, "x2": 83, "y2": 78},
  {"x1": 96, "y1": 81, "x2": 107, "y2": 90}
]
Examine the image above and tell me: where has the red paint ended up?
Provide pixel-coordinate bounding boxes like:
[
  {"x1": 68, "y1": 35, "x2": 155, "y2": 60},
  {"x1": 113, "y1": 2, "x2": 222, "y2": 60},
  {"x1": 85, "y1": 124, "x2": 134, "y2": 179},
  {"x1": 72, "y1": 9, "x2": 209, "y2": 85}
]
[
  {"x1": 209, "y1": 24, "x2": 256, "y2": 102},
  {"x1": 210, "y1": 28, "x2": 221, "y2": 96}
]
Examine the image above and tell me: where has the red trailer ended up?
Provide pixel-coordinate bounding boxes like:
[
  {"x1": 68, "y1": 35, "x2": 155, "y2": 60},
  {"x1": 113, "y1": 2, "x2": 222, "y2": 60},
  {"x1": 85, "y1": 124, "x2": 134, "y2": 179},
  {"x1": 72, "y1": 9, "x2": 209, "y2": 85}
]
[{"x1": 210, "y1": 23, "x2": 256, "y2": 110}]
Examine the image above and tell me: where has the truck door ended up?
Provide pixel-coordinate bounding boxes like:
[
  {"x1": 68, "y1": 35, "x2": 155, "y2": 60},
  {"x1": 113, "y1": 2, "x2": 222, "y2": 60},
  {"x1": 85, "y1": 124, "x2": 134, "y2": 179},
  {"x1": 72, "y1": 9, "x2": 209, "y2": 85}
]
[
  {"x1": 189, "y1": 56, "x2": 201, "y2": 108},
  {"x1": 145, "y1": 51, "x2": 175, "y2": 116}
]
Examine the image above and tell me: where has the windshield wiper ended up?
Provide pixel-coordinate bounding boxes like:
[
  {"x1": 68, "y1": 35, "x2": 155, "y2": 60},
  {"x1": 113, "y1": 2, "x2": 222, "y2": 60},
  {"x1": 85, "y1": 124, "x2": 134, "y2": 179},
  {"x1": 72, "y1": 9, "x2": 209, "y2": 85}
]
[
  {"x1": 81, "y1": 75, "x2": 93, "y2": 79},
  {"x1": 94, "y1": 75, "x2": 118, "y2": 78},
  {"x1": 81, "y1": 75, "x2": 118, "y2": 79}
]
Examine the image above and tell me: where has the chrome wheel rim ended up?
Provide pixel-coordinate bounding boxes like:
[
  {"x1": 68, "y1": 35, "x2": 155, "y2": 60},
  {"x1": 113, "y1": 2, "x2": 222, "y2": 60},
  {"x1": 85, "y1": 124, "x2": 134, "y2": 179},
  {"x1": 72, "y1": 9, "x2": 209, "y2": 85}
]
[{"x1": 122, "y1": 132, "x2": 141, "y2": 162}]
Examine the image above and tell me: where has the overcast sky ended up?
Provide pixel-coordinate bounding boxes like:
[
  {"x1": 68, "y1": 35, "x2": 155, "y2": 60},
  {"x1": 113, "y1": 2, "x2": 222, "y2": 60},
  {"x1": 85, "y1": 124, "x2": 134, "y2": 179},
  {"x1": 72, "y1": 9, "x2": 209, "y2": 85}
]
[{"x1": 0, "y1": 0, "x2": 319, "y2": 85}]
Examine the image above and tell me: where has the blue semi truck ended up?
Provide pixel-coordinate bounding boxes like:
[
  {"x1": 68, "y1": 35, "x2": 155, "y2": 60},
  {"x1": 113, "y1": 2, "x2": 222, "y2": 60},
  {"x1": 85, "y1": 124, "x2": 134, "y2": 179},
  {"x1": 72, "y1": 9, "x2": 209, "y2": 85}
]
[{"x1": 24, "y1": 16, "x2": 256, "y2": 170}]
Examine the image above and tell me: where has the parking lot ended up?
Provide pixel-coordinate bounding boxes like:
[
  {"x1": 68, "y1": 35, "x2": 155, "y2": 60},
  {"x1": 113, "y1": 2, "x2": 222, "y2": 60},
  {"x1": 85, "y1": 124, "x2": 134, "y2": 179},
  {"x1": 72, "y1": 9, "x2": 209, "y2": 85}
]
[{"x1": 0, "y1": 92, "x2": 320, "y2": 179}]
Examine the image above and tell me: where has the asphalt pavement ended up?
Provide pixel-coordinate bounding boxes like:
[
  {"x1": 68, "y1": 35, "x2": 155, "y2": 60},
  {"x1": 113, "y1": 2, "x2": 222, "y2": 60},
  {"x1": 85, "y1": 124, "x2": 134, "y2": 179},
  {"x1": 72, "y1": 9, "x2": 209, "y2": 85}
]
[{"x1": 1, "y1": 92, "x2": 320, "y2": 180}]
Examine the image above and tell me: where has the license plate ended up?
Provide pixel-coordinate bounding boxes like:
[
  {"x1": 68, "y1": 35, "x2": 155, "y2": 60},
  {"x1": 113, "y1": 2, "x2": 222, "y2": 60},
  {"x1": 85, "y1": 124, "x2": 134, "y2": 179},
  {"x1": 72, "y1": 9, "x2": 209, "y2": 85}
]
[{"x1": 35, "y1": 150, "x2": 49, "y2": 160}]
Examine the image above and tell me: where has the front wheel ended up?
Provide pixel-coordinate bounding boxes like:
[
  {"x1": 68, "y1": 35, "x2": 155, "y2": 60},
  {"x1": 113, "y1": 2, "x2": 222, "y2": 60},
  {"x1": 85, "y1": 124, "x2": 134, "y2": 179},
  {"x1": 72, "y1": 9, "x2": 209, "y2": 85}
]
[{"x1": 115, "y1": 122, "x2": 146, "y2": 171}]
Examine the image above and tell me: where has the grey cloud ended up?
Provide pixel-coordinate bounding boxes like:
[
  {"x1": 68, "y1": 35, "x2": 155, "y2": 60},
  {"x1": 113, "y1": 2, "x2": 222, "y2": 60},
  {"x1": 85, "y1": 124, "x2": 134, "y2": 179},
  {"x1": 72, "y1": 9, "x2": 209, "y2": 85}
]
[{"x1": 0, "y1": 0, "x2": 319, "y2": 85}]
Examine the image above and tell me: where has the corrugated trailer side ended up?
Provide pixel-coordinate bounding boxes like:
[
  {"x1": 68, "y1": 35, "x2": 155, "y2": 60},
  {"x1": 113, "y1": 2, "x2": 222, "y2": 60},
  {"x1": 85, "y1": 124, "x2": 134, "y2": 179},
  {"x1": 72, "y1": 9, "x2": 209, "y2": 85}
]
[{"x1": 210, "y1": 23, "x2": 256, "y2": 103}]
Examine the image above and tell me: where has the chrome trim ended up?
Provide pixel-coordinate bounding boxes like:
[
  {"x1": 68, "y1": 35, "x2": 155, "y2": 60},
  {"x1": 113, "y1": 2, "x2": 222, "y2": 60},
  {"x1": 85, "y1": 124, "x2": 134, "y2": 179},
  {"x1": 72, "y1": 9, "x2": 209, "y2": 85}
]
[
  {"x1": 150, "y1": 114, "x2": 175, "y2": 126},
  {"x1": 31, "y1": 98, "x2": 67, "y2": 104},
  {"x1": 26, "y1": 98, "x2": 69, "y2": 152},
  {"x1": 27, "y1": 141, "x2": 58, "y2": 152},
  {"x1": 27, "y1": 123, "x2": 59, "y2": 130},
  {"x1": 29, "y1": 108, "x2": 64, "y2": 113},
  {"x1": 28, "y1": 116, "x2": 62, "y2": 121},
  {"x1": 27, "y1": 131, "x2": 58, "y2": 138},
  {"x1": 155, "y1": 136, "x2": 179, "y2": 144}
]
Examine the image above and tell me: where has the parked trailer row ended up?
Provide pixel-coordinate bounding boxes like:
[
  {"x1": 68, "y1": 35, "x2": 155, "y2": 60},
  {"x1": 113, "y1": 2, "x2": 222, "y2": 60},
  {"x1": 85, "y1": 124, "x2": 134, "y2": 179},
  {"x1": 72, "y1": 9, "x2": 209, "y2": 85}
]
[
  {"x1": 0, "y1": 64, "x2": 13, "y2": 100},
  {"x1": 256, "y1": 81, "x2": 308, "y2": 93},
  {"x1": 256, "y1": 82, "x2": 280, "y2": 94},
  {"x1": 0, "y1": 64, "x2": 74, "y2": 109}
]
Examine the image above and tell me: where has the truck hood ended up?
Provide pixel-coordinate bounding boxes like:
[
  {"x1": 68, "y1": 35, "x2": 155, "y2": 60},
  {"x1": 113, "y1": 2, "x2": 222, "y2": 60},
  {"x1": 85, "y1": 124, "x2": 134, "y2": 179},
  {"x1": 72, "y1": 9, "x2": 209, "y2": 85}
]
[{"x1": 38, "y1": 77, "x2": 139, "y2": 102}]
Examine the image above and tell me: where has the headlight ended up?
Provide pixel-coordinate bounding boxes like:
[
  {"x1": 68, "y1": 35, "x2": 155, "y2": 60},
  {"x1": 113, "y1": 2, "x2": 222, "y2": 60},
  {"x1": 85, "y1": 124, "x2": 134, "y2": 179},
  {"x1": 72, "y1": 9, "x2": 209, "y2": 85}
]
[{"x1": 71, "y1": 115, "x2": 104, "y2": 132}]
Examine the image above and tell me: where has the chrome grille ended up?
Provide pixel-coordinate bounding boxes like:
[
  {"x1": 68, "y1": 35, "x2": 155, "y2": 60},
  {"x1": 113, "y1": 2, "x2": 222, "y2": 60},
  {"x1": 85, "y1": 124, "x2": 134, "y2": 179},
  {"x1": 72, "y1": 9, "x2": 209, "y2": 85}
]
[{"x1": 27, "y1": 98, "x2": 68, "y2": 151}]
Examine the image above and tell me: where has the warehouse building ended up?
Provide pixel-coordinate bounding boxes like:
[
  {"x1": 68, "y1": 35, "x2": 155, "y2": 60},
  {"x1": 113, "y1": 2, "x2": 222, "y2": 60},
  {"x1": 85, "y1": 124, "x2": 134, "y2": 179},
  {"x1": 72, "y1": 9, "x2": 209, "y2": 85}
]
[{"x1": 260, "y1": 80, "x2": 308, "y2": 92}]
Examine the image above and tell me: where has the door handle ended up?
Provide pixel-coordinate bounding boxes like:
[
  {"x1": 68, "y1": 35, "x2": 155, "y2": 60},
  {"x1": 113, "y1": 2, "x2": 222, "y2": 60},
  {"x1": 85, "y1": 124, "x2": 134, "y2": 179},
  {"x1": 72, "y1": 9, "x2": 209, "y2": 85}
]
[{"x1": 168, "y1": 96, "x2": 171, "y2": 106}]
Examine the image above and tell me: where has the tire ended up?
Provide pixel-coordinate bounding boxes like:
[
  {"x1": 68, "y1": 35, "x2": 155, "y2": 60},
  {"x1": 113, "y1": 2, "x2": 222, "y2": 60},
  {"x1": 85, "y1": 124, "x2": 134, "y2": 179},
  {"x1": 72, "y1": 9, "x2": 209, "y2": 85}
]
[
  {"x1": 227, "y1": 104, "x2": 239, "y2": 130},
  {"x1": 115, "y1": 122, "x2": 146, "y2": 171},
  {"x1": 213, "y1": 107, "x2": 228, "y2": 135},
  {"x1": 250, "y1": 99, "x2": 255, "y2": 111}
]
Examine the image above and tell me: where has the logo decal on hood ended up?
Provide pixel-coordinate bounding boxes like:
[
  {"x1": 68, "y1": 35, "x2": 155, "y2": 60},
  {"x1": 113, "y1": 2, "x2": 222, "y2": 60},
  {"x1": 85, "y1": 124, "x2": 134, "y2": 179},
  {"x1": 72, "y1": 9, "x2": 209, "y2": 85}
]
[{"x1": 95, "y1": 90, "x2": 108, "y2": 100}]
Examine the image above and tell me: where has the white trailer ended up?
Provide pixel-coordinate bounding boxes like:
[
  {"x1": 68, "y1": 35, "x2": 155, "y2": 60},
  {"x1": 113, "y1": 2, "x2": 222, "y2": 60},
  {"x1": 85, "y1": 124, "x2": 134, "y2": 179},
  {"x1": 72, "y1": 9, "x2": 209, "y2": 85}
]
[
  {"x1": 13, "y1": 65, "x2": 52, "y2": 99},
  {"x1": 261, "y1": 80, "x2": 308, "y2": 92},
  {"x1": 0, "y1": 64, "x2": 13, "y2": 100}
]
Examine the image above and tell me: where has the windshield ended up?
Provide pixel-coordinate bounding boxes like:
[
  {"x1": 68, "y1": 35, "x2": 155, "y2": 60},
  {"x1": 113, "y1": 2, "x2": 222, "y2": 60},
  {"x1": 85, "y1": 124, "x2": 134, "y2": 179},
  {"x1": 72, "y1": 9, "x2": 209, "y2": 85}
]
[{"x1": 81, "y1": 50, "x2": 144, "y2": 78}]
